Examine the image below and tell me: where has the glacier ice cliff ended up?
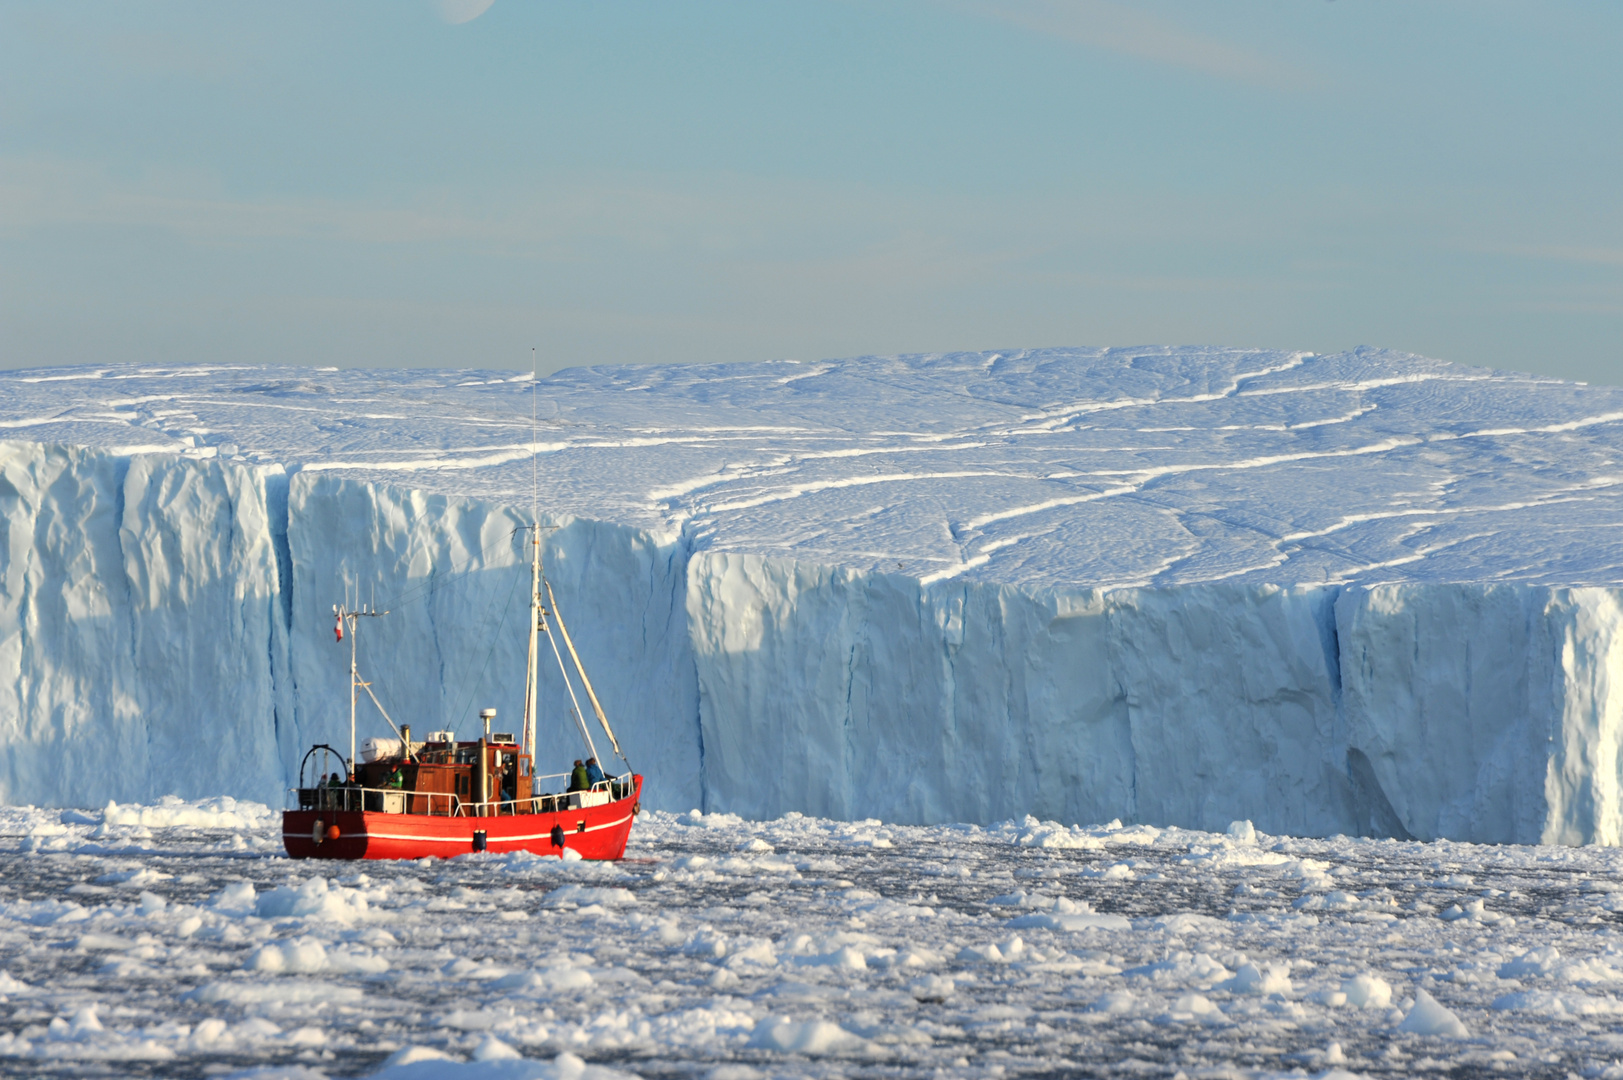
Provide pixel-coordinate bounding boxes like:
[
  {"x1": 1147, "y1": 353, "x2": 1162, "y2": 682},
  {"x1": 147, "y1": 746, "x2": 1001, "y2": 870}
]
[{"x1": 2, "y1": 347, "x2": 1623, "y2": 843}]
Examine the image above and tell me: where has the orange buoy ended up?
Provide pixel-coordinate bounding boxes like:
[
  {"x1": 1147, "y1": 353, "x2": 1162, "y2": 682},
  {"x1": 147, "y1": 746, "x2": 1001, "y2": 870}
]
[{"x1": 326, "y1": 824, "x2": 341, "y2": 841}]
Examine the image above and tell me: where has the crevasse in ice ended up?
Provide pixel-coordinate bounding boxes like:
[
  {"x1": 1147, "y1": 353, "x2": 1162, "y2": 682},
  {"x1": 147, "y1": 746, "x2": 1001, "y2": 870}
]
[{"x1": 2, "y1": 346, "x2": 1622, "y2": 843}]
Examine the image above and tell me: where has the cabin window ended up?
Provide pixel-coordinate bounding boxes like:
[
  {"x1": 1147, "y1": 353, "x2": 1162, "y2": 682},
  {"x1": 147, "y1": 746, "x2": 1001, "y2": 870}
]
[
  {"x1": 520, "y1": 759, "x2": 529, "y2": 777},
  {"x1": 457, "y1": 775, "x2": 469, "y2": 796}
]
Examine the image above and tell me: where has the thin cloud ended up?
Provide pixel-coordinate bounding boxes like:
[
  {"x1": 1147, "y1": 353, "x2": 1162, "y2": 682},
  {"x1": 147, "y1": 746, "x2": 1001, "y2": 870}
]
[
  {"x1": 943, "y1": 0, "x2": 1320, "y2": 91},
  {"x1": 0, "y1": 155, "x2": 1020, "y2": 256},
  {"x1": 435, "y1": 0, "x2": 494, "y2": 26},
  {"x1": 1500, "y1": 244, "x2": 1623, "y2": 267},
  {"x1": 1515, "y1": 299, "x2": 1623, "y2": 316}
]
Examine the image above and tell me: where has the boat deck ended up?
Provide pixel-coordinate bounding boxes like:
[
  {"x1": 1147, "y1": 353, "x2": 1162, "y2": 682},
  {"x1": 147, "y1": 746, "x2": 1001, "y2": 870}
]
[{"x1": 283, "y1": 774, "x2": 642, "y2": 860}]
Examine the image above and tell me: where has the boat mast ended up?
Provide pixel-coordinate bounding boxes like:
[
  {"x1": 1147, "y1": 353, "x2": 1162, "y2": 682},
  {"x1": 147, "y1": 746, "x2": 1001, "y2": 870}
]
[
  {"x1": 524, "y1": 346, "x2": 542, "y2": 758},
  {"x1": 524, "y1": 523, "x2": 541, "y2": 757},
  {"x1": 350, "y1": 601, "x2": 357, "y2": 773}
]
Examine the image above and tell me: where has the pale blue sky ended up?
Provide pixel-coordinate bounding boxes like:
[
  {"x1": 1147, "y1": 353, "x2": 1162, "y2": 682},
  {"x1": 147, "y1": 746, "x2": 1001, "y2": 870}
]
[{"x1": 2, "y1": 1, "x2": 1620, "y2": 382}]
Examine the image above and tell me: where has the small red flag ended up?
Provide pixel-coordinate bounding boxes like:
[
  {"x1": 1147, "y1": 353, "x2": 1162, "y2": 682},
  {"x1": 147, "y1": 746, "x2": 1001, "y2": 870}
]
[{"x1": 335, "y1": 615, "x2": 343, "y2": 643}]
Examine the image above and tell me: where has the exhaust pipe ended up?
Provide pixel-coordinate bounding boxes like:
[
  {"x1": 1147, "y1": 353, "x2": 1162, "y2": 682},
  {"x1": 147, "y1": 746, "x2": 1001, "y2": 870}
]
[{"x1": 478, "y1": 708, "x2": 495, "y2": 818}]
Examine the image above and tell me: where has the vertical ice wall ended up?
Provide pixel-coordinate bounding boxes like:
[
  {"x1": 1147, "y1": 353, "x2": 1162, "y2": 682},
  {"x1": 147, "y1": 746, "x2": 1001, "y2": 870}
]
[
  {"x1": 686, "y1": 553, "x2": 1357, "y2": 835},
  {"x1": 685, "y1": 551, "x2": 1623, "y2": 844},
  {"x1": 1543, "y1": 589, "x2": 1623, "y2": 846},
  {"x1": 1337, "y1": 584, "x2": 1623, "y2": 845},
  {"x1": 684, "y1": 554, "x2": 1137, "y2": 825},
  {"x1": 5, "y1": 438, "x2": 1623, "y2": 844},
  {"x1": 0, "y1": 443, "x2": 286, "y2": 805}
]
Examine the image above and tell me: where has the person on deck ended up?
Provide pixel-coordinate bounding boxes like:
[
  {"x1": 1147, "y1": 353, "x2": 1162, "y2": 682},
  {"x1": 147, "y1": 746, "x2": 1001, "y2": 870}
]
[
  {"x1": 568, "y1": 759, "x2": 589, "y2": 792},
  {"x1": 325, "y1": 772, "x2": 344, "y2": 808},
  {"x1": 585, "y1": 758, "x2": 605, "y2": 788},
  {"x1": 385, "y1": 765, "x2": 405, "y2": 789}
]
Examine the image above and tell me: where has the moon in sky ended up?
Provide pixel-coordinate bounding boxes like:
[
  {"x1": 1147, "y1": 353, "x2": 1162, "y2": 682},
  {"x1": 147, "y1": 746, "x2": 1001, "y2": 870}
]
[{"x1": 435, "y1": 0, "x2": 495, "y2": 25}]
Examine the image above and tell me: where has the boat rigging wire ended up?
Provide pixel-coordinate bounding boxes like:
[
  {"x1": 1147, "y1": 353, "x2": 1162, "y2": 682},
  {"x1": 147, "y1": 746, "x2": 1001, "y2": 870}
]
[
  {"x1": 544, "y1": 578, "x2": 629, "y2": 768},
  {"x1": 543, "y1": 608, "x2": 600, "y2": 763},
  {"x1": 348, "y1": 619, "x2": 407, "y2": 747},
  {"x1": 361, "y1": 680, "x2": 406, "y2": 747},
  {"x1": 334, "y1": 356, "x2": 621, "y2": 769},
  {"x1": 438, "y1": 565, "x2": 526, "y2": 737},
  {"x1": 370, "y1": 527, "x2": 530, "y2": 615},
  {"x1": 330, "y1": 364, "x2": 553, "y2": 618}
]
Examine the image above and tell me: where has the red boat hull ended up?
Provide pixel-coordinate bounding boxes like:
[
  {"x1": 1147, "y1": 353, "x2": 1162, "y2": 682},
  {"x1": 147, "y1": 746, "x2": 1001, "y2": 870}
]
[{"x1": 282, "y1": 776, "x2": 642, "y2": 861}]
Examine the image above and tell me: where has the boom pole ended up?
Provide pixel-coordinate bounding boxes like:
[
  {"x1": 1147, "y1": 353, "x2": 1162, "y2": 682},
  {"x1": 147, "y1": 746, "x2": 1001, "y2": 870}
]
[{"x1": 349, "y1": 608, "x2": 357, "y2": 777}]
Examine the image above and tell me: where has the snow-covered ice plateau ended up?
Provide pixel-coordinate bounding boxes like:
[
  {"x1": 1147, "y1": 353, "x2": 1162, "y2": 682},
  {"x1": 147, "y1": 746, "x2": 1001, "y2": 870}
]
[
  {"x1": 4, "y1": 798, "x2": 1623, "y2": 1079},
  {"x1": 5, "y1": 347, "x2": 1623, "y2": 842}
]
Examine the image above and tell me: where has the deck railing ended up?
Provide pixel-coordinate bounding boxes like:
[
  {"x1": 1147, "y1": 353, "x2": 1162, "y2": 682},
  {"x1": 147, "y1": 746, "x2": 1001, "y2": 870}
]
[
  {"x1": 295, "y1": 785, "x2": 462, "y2": 815},
  {"x1": 291, "y1": 773, "x2": 631, "y2": 817}
]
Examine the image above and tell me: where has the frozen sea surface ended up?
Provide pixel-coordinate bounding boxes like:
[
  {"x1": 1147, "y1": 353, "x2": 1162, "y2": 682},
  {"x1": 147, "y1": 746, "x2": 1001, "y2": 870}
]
[{"x1": 2, "y1": 801, "x2": 1622, "y2": 1079}]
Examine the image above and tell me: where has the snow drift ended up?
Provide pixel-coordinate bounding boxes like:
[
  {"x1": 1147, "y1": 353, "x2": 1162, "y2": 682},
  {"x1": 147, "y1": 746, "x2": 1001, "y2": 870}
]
[{"x1": 2, "y1": 347, "x2": 1622, "y2": 843}]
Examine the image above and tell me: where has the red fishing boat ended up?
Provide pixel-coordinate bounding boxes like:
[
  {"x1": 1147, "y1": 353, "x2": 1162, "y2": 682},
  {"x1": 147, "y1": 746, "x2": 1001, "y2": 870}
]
[{"x1": 283, "y1": 519, "x2": 643, "y2": 861}]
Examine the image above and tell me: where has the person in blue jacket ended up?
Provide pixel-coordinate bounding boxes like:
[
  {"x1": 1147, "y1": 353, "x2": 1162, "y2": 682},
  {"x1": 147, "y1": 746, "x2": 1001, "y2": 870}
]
[{"x1": 585, "y1": 757, "x2": 606, "y2": 788}]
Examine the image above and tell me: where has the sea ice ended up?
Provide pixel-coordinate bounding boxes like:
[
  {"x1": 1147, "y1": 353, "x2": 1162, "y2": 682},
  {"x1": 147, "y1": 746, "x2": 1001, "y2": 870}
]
[
  {"x1": 0, "y1": 797, "x2": 1619, "y2": 1077},
  {"x1": 1398, "y1": 988, "x2": 1470, "y2": 1037}
]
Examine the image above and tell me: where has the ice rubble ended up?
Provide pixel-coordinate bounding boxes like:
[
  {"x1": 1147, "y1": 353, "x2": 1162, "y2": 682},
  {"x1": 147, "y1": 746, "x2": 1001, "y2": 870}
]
[
  {"x1": 5, "y1": 799, "x2": 1623, "y2": 1076},
  {"x1": 3, "y1": 347, "x2": 1623, "y2": 842}
]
